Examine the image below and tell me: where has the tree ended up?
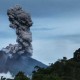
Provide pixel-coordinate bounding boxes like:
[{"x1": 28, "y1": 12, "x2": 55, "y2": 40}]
[{"x1": 14, "y1": 71, "x2": 30, "y2": 80}]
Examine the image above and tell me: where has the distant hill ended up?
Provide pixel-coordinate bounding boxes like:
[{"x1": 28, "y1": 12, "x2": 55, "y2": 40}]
[{"x1": 0, "y1": 51, "x2": 47, "y2": 76}]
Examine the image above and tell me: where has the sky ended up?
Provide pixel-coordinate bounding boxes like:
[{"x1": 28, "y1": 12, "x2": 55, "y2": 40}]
[{"x1": 0, "y1": 0, "x2": 80, "y2": 65}]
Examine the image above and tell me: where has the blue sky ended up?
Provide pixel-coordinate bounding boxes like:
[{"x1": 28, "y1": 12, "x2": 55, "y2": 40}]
[{"x1": 0, "y1": 0, "x2": 80, "y2": 64}]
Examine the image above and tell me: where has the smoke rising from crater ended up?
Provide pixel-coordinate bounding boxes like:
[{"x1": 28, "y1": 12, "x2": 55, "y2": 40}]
[
  {"x1": 2, "y1": 5, "x2": 33, "y2": 57},
  {"x1": 0, "y1": 5, "x2": 46, "y2": 76}
]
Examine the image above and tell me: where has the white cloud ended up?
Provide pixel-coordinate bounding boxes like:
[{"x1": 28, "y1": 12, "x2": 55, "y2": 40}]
[{"x1": 0, "y1": 72, "x2": 14, "y2": 79}]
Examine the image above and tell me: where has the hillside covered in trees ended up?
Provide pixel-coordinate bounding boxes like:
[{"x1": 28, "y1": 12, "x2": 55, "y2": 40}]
[{"x1": 32, "y1": 48, "x2": 80, "y2": 80}]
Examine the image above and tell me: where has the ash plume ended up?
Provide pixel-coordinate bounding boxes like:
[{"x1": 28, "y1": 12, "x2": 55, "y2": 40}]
[
  {"x1": 2, "y1": 5, "x2": 33, "y2": 57},
  {"x1": 0, "y1": 5, "x2": 46, "y2": 76}
]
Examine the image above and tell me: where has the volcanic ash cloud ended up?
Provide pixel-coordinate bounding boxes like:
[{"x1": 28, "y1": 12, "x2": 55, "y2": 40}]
[
  {"x1": 0, "y1": 5, "x2": 46, "y2": 76},
  {"x1": 2, "y1": 5, "x2": 33, "y2": 57}
]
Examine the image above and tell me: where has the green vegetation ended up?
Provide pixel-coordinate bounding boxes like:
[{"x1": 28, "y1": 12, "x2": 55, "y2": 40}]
[
  {"x1": 31, "y1": 48, "x2": 80, "y2": 80},
  {"x1": 14, "y1": 72, "x2": 30, "y2": 80},
  {"x1": 32, "y1": 58, "x2": 80, "y2": 80}
]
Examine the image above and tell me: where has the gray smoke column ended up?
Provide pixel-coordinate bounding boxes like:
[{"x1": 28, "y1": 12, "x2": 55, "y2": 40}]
[
  {"x1": 0, "y1": 5, "x2": 46, "y2": 76},
  {"x1": 3, "y1": 5, "x2": 33, "y2": 56}
]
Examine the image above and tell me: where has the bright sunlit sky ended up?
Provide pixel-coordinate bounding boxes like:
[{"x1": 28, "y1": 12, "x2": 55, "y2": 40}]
[{"x1": 0, "y1": 0, "x2": 80, "y2": 65}]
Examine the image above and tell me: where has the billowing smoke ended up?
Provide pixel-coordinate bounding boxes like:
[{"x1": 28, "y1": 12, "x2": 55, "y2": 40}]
[
  {"x1": 2, "y1": 5, "x2": 33, "y2": 57},
  {"x1": 0, "y1": 5, "x2": 46, "y2": 76}
]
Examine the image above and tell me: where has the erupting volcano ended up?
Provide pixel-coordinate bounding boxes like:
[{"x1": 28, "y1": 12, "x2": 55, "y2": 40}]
[{"x1": 0, "y1": 5, "x2": 46, "y2": 76}]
